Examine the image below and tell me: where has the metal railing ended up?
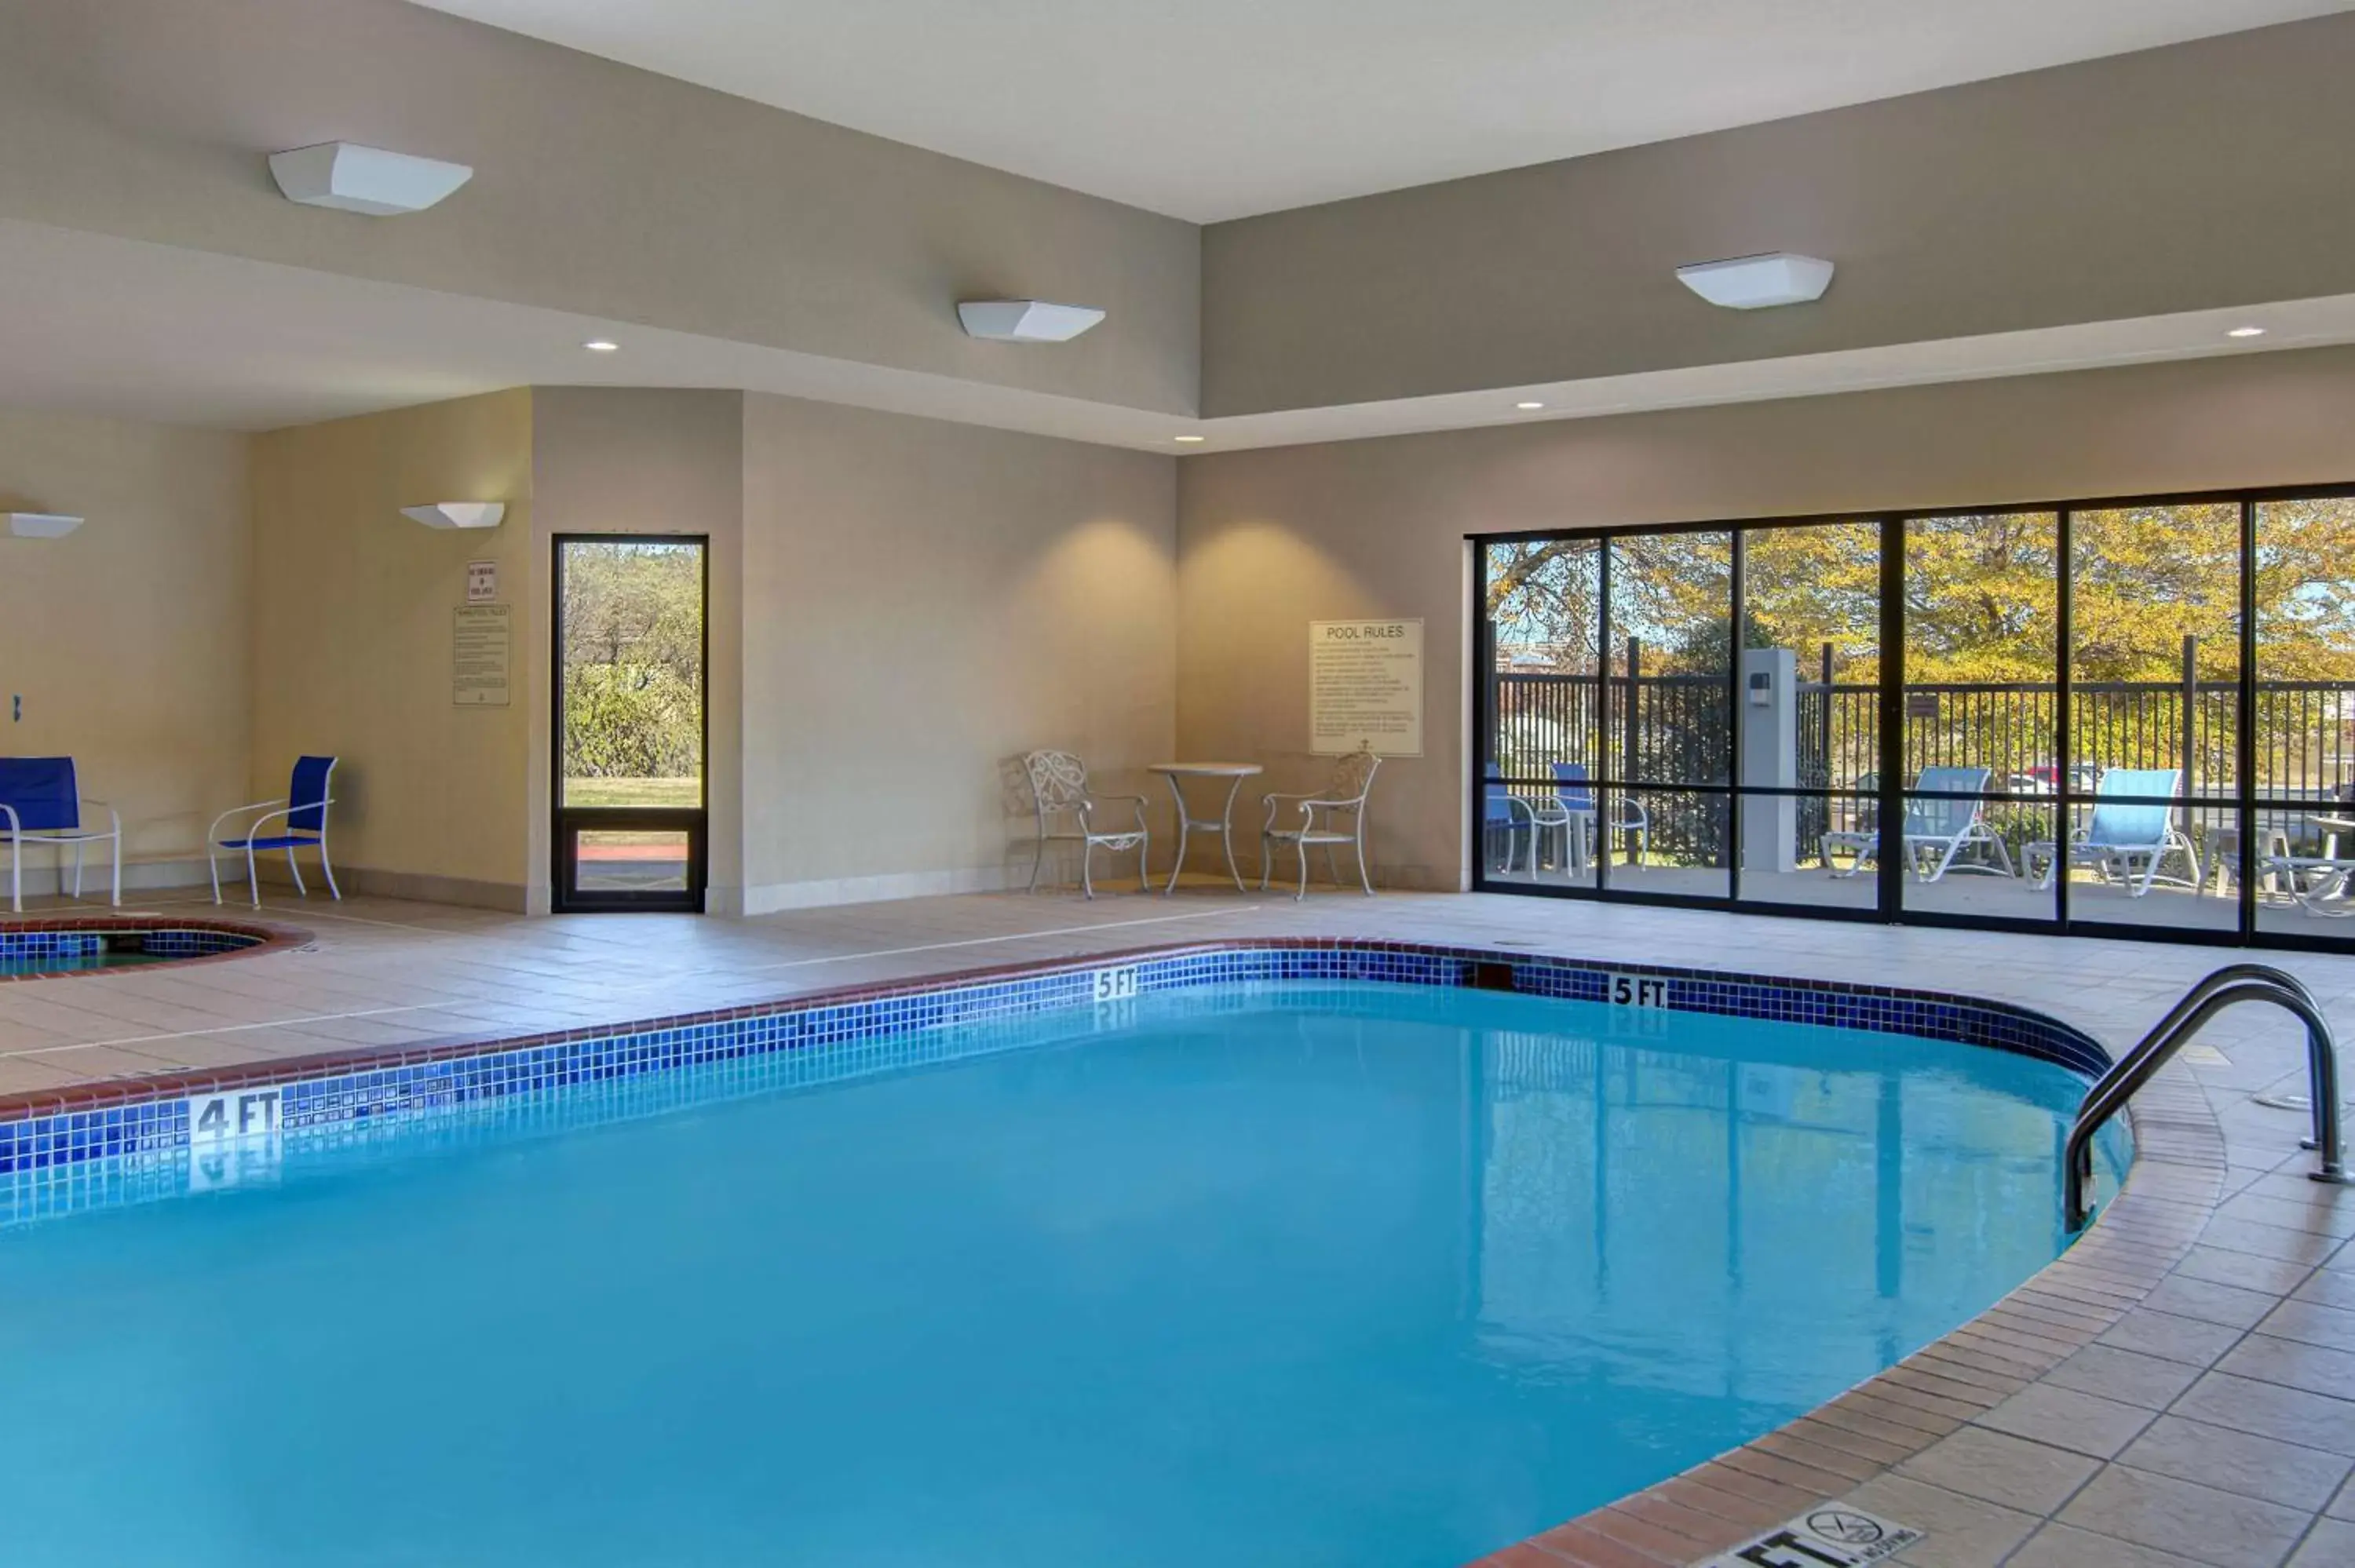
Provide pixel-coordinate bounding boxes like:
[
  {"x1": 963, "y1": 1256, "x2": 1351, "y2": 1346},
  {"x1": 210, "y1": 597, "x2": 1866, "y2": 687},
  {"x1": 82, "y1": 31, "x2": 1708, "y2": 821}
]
[{"x1": 2065, "y1": 963, "x2": 2350, "y2": 1231}]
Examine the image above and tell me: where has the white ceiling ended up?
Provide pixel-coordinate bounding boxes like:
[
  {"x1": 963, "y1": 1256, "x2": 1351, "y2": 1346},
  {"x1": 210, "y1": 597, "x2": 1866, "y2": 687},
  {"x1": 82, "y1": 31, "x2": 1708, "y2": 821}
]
[
  {"x1": 411, "y1": 0, "x2": 2353, "y2": 221},
  {"x1": 7, "y1": 220, "x2": 2355, "y2": 456}
]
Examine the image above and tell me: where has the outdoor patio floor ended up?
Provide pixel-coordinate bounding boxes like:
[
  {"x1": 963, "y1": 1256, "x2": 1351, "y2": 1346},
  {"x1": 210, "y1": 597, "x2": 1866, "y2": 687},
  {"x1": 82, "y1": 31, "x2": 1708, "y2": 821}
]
[{"x1": 2, "y1": 882, "x2": 2353, "y2": 1566}]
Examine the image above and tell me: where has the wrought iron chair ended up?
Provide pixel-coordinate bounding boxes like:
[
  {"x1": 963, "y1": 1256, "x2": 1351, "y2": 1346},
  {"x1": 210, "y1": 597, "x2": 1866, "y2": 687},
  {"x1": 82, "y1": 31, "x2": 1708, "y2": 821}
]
[
  {"x1": 210, "y1": 755, "x2": 341, "y2": 909},
  {"x1": 1259, "y1": 749, "x2": 1382, "y2": 899},
  {"x1": 1021, "y1": 750, "x2": 1150, "y2": 899},
  {"x1": 0, "y1": 757, "x2": 121, "y2": 913}
]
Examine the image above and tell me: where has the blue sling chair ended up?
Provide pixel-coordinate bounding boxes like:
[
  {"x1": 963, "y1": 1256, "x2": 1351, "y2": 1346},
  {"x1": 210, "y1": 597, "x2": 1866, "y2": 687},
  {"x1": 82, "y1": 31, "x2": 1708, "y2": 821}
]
[
  {"x1": 0, "y1": 757, "x2": 122, "y2": 913},
  {"x1": 210, "y1": 756, "x2": 341, "y2": 909}
]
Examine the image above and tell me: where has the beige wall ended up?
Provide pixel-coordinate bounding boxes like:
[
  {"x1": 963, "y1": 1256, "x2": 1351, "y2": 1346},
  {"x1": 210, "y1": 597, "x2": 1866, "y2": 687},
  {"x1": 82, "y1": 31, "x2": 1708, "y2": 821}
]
[
  {"x1": 1176, "y1": 344, "x2": 2355, "y2": 890},
  {"x1": 0, "y1": 0, "x2": 1199, "y2": 416},
  {"x1": 740, "y1": 395, "x2": 1176, "y2": 910},
  {"x1": 529, "y1": 388, "x2": 744, "y2": 914},
  {"x1": 248, "y1": 389, "x2": 535, "y2": 906},
  {"x1": 1202, "y1": 12, "x2": 2355, "y2": 414},
  {"x1": 0, "y1": 407, "x2": 248, "y2": 887}
]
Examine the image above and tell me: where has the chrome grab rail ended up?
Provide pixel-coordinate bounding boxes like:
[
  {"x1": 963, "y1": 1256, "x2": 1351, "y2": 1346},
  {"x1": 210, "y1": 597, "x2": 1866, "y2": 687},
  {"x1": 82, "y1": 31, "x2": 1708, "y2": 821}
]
[{"x1": 2065, "y1": 963, "x2": 2349, "y2": 1231}]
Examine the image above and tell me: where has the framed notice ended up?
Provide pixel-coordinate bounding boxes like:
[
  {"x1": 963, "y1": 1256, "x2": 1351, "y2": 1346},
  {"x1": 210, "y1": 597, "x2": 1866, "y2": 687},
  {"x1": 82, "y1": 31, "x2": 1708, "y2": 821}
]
[
  {"x1": 453, "y1": 604, "x2": 512, "y2": 707},
  {"x1": 1309, "y1": 618, "x2": 1423, "y2": 756}
]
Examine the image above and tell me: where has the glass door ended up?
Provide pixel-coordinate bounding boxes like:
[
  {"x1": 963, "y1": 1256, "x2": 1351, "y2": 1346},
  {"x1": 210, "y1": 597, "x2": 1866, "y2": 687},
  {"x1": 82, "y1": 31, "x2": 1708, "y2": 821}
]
[
  {"x1": 553, "y1": 536, "x2": 708, "y2": 912},
  {"x1": 1897, "y1": 512, "x2": 2060, "y2": 927},
  {"x1": 1605, "y1": 531, "x2": 1734, "y2": 899}
]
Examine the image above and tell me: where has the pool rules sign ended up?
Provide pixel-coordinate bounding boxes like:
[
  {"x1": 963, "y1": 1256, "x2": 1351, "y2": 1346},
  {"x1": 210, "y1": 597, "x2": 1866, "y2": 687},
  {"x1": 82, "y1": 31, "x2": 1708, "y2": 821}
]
[{"x1": 1309, "y1": 619, "x2": 1422, "y2": 757}]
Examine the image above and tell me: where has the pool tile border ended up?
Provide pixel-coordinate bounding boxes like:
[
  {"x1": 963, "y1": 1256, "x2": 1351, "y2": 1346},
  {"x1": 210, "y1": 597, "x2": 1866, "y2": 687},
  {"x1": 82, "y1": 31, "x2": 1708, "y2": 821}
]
[{"x1": 0, "y1": 937, "x2": 2114, "y2": 1174}]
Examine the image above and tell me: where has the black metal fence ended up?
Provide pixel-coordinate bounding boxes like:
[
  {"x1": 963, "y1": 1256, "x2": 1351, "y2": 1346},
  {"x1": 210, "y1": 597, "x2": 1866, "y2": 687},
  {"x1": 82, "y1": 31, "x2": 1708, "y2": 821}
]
[{"x1": 1494, "y1": 670, "x2": 2355, "y2": 867}]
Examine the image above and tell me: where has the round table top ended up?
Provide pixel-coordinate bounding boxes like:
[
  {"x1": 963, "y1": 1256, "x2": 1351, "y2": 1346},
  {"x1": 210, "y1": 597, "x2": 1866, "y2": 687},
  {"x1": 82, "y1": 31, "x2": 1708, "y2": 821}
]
[{"x1": 1148, "y1": 761, "x2": 1264, "y2": 776}]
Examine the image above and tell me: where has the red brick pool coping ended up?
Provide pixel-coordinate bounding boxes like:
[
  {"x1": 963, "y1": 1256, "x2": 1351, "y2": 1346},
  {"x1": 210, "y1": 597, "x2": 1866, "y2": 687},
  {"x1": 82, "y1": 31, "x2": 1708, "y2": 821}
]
[
  {"x1": 0, "y1": 913, "x2": 311, "y2": 983},
  {"x1": 0, "y1": 929, "x2": 2221, "y2": 1567}
]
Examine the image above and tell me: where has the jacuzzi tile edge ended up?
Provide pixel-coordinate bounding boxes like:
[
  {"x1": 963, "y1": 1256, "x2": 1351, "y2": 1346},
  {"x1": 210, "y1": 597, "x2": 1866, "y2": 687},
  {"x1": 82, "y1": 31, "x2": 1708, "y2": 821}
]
[
  {"x1": 0, "y1": 914, "x2": 304, "y2": 982},
  {"x1": 0, "y1": 937, "x2": 2112, "y2": 1180}
]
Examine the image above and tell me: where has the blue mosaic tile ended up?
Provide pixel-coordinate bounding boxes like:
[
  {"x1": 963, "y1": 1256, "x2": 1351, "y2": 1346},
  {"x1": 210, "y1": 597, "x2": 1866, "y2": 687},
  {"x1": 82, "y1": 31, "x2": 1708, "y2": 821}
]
[{"x1": 0, "y1": 942, "x2": 2112, "y2": 1207}]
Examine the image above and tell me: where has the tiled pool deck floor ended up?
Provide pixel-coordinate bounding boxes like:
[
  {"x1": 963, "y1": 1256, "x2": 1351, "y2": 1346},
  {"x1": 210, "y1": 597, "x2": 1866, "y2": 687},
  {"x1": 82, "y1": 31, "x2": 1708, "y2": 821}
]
[{"x1": 3, "y1": 884, "x2": 2353, "y2": 1568}]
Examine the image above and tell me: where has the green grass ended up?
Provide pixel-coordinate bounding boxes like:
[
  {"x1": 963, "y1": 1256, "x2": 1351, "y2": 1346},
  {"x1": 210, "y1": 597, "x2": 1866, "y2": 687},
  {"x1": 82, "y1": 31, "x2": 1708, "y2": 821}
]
[{"x1": 563, "y1": 775, "x2": 703, "y2": 808}]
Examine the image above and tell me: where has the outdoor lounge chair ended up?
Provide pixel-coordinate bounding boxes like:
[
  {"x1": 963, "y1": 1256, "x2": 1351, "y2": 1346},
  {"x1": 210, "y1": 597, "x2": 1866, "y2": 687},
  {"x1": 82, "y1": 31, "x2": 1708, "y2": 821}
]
[
  {"x1": 0, "y1": 757, "x2": 121, "y2": 913},
  {"x1": 1526, "y1": 763, "x2": 1649, "y2": 874},
  {"x1": 2032, "y1": 768, "x2": 2198, "y2": 896},
  {"x1": 1821, "y1": 766, "x2": 2014, "y2": 882},
  {"x1": 1021, "y1": 749, "x2": 1149, "y2": 899},
  {"x1": 1259, "y1": 749, "x2": 1381, "y2": 899},
  {"x1": 210, "y1": 755, "x2": 341, "y2": 909}
]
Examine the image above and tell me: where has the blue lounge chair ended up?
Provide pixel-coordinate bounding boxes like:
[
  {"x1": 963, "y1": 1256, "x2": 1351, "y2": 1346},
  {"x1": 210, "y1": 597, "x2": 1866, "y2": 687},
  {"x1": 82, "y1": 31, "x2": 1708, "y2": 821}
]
[
  {"x1": 2036, "y1": 768, "x2": 2196, "y2": 897},
  {"x1": 210, "y1": 756, "x2": 341, "y2": 909},
  {"x1": 0, "y1": 757, "x2": 121, "y2": 913},
  {"x1": 1823, "y1": 766, "x2": 2013, "y2": 881}
]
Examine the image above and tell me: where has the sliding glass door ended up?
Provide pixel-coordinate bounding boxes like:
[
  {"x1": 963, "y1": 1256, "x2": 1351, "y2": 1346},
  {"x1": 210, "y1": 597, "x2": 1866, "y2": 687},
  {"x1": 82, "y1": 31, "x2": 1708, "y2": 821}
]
[{"x1": 1473, "y1": 484, "x2": 2355, "y2": 952}]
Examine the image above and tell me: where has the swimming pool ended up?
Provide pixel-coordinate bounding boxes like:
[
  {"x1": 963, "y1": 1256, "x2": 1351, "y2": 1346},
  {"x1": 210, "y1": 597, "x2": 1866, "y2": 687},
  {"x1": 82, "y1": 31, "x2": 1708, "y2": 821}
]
[{"x1": 0, "y1": 951, "x2": 2124, "y2": 1568}]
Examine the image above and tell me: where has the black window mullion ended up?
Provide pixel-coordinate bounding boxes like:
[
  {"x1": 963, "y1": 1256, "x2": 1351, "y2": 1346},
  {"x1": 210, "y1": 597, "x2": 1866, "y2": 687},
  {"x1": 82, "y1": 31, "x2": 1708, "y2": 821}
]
[
  {"x1": 2057, "y1": 507, "x2": 2073, "y2": 931},
  {"x1": 1729, "y1": 530, "x2": 1746, "y2": 902},
  {"x1": 2240, "y1": 498, "x2": 2260, "y2": 939},
  {"x1": 1877, "y1": 518, "x2": 1904, "y2": 922},
  {"x1": 1597, "y1": 537, "x2": 1614, "y2": 894}
]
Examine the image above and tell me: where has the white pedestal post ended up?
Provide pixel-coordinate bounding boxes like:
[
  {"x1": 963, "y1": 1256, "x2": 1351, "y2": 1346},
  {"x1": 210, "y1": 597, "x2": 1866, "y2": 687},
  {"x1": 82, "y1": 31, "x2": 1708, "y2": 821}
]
[{"x1": 1740, "y1": 648, "x2": 1798, "y2": 874}]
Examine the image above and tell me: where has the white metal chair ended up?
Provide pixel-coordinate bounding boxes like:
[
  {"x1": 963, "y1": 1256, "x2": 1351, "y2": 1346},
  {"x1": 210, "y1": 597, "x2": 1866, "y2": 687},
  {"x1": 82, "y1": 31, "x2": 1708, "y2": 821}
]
[
  {"x1": 210, "y1": 755, "x2": 341, "y2": 909},
  {"x1": 1260, "y1": 749, "x2": 1382, "y2": 899},
  {"x1": 0, "y1": 757, "x2": 120, "y2": 913},
  {"x1": 1021, "y1": 750, "x2": 1150, "y2": 899},
  {"x1": 1527, "y1": 763, "x2": 1649, "y2": 876}
]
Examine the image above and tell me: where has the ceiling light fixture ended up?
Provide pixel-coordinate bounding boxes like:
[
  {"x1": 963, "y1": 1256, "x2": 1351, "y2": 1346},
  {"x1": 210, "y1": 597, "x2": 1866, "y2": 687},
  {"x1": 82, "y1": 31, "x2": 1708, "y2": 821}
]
[
  {"x1": 1676, "y1": 252, "x2": 1836, "y2": 310},
  {"x1": 1516, "y1": 401, "x2": 1546, "y2": 410},
  {"x1": 5, "y1": 512, "x2": 82, "y2": 539},
  {"x1": 582, "y1": 339, "x2": 620, "y2": 352},
  {"x1": 1173, "y1": 435, "x2": 1207, "y2": 444},
  {"x1": 958, "y1": 300, "x2": 1107, "y2": 343},
  {"x1": 399, "y1": 502, "x2": 506, "y2": 531},
  {"x1": 269, "y1": 142, "x2": 473, "y2": 216},
  {"x1": 2227, "y1": 326, "x2": 2267, "y2": 339}
]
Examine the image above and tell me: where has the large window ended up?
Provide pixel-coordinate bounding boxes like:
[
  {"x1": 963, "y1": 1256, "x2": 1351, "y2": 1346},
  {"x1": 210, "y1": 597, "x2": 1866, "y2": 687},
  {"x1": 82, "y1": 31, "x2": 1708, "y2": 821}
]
[{"x1": 1473, "y1": 486, "x2": 2355, "y2": 950}]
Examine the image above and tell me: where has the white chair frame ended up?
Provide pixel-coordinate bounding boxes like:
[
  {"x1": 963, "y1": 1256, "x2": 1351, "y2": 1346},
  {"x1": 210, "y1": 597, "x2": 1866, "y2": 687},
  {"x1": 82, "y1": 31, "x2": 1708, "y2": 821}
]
[
  {"x1": 1260, "y1": 751, "x2": 1382, "y2": 899},
  {"x1": 1022, "y1": 750, "x2": 1150, "y2": 899},
  {"x1": 1, "y1": 798, "x2": 122, "y2": 913},
  {"x1": 209, "y1": 795, "x2": 341, "y2": 910}
]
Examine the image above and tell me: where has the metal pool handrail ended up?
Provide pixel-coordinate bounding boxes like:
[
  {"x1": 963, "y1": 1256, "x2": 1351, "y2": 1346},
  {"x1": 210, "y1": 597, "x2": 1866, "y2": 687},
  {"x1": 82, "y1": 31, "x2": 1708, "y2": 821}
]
[{"x1": 2065, "y1": 963, "x2": 2349, "y2": 1231}]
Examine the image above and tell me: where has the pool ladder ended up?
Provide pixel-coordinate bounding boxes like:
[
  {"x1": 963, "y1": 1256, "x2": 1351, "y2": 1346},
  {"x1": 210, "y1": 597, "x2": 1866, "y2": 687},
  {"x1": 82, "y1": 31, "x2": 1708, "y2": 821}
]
[{"x1": 2065, "y1": 963, "x2": 2350, "y2": 1231}]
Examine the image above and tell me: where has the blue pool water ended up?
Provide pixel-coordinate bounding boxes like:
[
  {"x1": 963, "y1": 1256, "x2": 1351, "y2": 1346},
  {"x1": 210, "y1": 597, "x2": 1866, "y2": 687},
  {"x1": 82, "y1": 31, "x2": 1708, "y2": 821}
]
[{"x1": 0, "y1": 982, "x2": 2120, "y2": 1567}]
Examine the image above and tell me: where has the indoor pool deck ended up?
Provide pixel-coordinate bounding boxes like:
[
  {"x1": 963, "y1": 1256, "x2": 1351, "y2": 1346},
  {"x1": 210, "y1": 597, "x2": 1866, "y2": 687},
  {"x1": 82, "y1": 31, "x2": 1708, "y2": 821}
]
[{"x1": 2, "y1": 885, "x2": 2353, "y2": 1568}]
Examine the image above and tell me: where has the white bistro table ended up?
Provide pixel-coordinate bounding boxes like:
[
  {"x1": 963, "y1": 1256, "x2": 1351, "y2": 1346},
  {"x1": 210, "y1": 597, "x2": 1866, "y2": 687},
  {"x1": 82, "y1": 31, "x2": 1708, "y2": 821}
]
[{"x1": 1148, "y1": 761, "x2": 1264, "y2": 895}]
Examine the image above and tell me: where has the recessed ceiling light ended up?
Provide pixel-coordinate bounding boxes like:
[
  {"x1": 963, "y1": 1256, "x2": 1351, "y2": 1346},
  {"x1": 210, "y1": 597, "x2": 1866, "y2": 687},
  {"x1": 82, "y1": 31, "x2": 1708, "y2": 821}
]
[
  {"x1": 1173, "y1": 435, "x2": 1206, "y2": 444},
  {"x1": 1516, "y1": 401, "x2": 1546, "y2": 410},
  {"x1": 583, "y1": 339, "x2": 619, "y2": 352},
  {"x1": 2227, "y1": 326, "x2": 2266, "y2": 339}
]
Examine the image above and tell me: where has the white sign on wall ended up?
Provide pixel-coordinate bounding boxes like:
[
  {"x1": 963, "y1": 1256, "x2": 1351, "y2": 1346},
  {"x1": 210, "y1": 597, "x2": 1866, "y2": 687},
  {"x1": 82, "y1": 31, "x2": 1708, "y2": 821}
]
[
  {"x1": 453, "y1": 603, "x2": 512, "y2": 707},
  {"x1": 466, "y1": 560, "x2": 498, "y2": 603},
  {"x1": 1309, "y1": 618, "x2": 1423, "y2": 756}
]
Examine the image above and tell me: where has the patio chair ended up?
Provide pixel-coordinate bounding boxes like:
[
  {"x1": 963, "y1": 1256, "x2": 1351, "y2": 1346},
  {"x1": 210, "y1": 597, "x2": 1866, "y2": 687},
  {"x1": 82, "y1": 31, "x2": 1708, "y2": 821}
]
[
  {"x1": 1259, "y1": 749, "x2": 1382, "y2": 899},
  {"x1": 210, "y1": 755, "x2": 341, "y2": 909},
  {"x1": 1021, "y1": 749, "x2": 1149, "y2": 899},
  {"x1": 1821, "y1": 766, "x2": 2014, "y2": 881},
  {"x1": 2032, "y1": 768, "x2": 2198, "y2": 896},
  {"x1": 0, "y1": 757, "x2": 121, "y2": 913},
  {"x1": 1483, "y1": 764, "x2": 1538, "y2": 876},
  {"x1": 1527, "y1": 763, "x2": 1649, "y2": 875}
]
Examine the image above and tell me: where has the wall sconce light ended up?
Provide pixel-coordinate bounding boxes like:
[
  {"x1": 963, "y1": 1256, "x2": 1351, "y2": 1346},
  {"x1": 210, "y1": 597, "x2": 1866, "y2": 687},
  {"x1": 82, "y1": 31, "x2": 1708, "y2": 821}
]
[
  {"x1": 271, "y1": 142, "x2": 474, "y2": 216},
  {"x1": 399, "y1": 502, "x2": 506, "y2": 531},
  {"x1": 5, "y1": 512, "x2": 83, "y2": 538}
]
